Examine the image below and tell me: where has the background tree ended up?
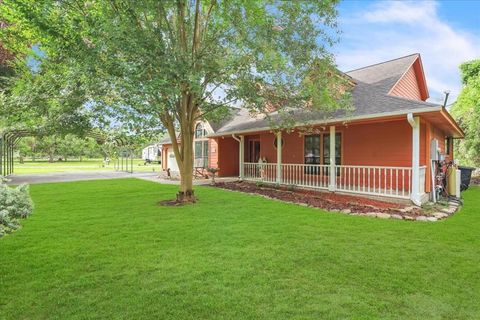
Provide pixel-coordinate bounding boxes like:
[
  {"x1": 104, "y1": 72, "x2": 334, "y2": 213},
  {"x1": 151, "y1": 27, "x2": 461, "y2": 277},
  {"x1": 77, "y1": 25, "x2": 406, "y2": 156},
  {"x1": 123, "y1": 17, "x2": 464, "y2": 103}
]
[
  {"x1": 16, "y1": 136, "x2": 36, "y2": 163},
  {"x1": 451, "y1": 60, "x2": 480, "y2": 167},
  {"x1": 36, "y1": 135, "x2": 58, "y2": 163},
  {"x1": 0, "y1": 0, "x2": 350, "y2": 203}
]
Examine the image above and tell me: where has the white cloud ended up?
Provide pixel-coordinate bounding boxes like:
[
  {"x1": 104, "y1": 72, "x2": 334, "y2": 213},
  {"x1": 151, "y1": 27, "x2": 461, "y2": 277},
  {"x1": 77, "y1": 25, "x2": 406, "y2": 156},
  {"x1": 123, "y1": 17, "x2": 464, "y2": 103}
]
[{"x1": 335, "y1": 1, "x2": 480, "y2": 103}]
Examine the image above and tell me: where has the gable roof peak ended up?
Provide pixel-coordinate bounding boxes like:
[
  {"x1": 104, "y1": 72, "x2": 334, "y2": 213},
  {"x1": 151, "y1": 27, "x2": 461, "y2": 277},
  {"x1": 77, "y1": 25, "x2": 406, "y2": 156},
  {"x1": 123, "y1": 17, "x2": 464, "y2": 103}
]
[
  {"x1": 345, "y1": 53, "x2": 422, "y2": 95},
  {"x1": 345, "y1": 53, "x2": 419, "y2": 74}
]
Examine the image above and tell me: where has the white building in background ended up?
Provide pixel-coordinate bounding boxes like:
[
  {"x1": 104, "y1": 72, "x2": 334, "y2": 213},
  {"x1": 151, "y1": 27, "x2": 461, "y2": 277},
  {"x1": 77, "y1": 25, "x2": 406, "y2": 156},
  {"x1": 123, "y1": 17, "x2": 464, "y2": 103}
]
[{"x1": 141, "y1": 144, "x2": 162, "y2": 164}]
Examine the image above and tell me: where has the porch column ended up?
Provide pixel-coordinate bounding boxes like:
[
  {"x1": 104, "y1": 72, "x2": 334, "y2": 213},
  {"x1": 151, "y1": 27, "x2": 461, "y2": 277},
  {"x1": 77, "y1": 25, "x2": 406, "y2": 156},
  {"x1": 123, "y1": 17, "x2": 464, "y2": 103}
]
[
  {"x1": 239, "y1": 135, "x2": 245, "y2": 180},
  {"x1": 328, "y1": 125, "x2": 336, "y2": 191},
  {"x1": 407, "y1": 114, "x2": 421, "y2": 205},
  {"x1": 276, "y1": 131, "x2": 282, "y2": 183}
]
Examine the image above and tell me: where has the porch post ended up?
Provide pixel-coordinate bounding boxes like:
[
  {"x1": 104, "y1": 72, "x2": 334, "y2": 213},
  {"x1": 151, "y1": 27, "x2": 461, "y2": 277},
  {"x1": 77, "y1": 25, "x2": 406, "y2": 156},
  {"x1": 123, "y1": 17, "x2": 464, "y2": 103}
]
[
  {"x1": 276, "y1": 131, "x2": 282, "y2": 183},
  {"x1": 407, "y1": 114, "x2": 421, "y2": 205},
  {"x1": 239, "y1": 135, "x2": 244, "y2": 180},
  {"x1": 329, "y1": 125, "x2": 336, "y2": 191}
]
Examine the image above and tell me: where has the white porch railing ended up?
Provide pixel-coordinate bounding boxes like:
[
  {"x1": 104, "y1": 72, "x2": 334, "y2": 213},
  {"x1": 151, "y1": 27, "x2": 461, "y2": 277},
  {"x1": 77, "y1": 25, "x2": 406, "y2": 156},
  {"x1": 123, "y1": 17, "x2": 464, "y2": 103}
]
[
  {"x1": 419, "y1": 166, "x2": 426, "y2": 195},
  {"x1": 336, "y1": 165, "x2": 412, "y2": 198},
  {"x1": 243, "y1": 162, "x2": 424, "y2": 199},
  {"x1": 244, "y1": 162, "x2": 278, "y2": 184}
]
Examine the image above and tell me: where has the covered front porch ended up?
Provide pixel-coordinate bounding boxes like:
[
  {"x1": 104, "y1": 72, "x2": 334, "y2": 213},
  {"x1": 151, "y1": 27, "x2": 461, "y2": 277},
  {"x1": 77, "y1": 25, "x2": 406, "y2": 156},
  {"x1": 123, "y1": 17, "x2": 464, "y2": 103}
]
[
  {"x1": 217, "y1": 114, "x2": 427, "y2": 204},
  {"x1": 242, "y1": 162, "x2": 426, "y2": 201}
]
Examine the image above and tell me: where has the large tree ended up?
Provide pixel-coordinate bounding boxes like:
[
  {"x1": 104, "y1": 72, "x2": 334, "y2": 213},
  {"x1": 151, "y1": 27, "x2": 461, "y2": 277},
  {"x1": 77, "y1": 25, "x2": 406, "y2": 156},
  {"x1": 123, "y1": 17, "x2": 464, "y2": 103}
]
[
  {"x1": 0, "y1": 0, "x2": 349, "y2": 202},
  {"x1": 451, "y1": 60, "x2": 480, "y2": 167}
]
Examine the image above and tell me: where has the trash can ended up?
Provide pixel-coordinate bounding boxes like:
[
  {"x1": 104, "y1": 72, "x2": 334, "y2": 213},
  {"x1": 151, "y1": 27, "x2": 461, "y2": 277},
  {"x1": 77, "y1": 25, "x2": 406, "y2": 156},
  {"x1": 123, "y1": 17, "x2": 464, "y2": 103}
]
[{"x1": 458, "y1": 166, "x2": 476, "y2": 191}]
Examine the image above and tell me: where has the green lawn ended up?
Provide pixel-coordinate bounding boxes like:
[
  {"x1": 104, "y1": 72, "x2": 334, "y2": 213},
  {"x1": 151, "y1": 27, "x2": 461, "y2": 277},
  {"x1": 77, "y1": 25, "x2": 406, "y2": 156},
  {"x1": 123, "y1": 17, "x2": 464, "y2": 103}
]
[
  {"x1": 13, "y1": 159, "x2": 161, "y2": 174},
  {"x1": 1, "y1": 179, "x2": 479, "y2": 319}
]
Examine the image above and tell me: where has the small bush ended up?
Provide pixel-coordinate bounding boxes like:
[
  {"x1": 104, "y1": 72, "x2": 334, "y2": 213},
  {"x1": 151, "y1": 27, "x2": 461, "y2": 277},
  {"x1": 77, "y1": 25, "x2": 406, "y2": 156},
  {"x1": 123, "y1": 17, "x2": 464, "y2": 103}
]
[{"x1": 0, "y1": 177, "x2": 34, "y2": 238}]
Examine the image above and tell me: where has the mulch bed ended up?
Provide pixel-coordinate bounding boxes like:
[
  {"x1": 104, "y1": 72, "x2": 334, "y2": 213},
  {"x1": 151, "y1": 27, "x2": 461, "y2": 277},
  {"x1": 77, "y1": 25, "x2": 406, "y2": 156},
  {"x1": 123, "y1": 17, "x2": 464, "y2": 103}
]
[{"x1": 215, "y1": 181, "x2": 423, "y2": 216}]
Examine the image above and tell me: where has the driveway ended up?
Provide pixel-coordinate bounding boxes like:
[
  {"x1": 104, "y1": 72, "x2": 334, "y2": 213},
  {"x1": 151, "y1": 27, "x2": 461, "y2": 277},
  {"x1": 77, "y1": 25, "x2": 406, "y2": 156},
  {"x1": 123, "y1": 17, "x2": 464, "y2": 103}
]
[
  {"x1": 6, "y1": 171, "x2": 158, "y2": 185},
  {"x1": 7, "y1": 171, "x2": 238, "y2": 186}
]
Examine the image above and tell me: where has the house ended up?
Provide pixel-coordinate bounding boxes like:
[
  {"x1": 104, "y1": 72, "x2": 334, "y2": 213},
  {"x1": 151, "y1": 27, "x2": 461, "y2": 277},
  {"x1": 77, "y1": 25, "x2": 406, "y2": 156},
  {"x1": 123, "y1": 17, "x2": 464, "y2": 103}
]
[
  {"x1": 160, "y1": 54, "x2": 464, "y2": 205},
  {"x1": 141, "y1": 144, "x2": 162, "y2": 164}
]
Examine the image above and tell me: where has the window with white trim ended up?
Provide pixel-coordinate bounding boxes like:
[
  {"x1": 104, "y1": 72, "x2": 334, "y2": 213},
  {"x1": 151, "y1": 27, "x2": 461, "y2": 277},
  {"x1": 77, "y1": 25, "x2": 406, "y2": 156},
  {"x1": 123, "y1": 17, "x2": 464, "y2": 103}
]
[{"x1": 194, "y1": 123, "x2": 209, "y2": 168}]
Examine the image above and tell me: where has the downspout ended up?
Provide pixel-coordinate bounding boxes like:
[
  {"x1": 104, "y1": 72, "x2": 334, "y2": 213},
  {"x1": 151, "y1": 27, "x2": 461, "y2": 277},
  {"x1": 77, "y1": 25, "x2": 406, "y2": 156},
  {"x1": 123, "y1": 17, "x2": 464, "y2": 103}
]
[
  {"x1": 232, "y1": 134, "x2": 244, "y2": 180},
  {"x1": 407, "y1": 113, "x2": 422, "y2": 206}
]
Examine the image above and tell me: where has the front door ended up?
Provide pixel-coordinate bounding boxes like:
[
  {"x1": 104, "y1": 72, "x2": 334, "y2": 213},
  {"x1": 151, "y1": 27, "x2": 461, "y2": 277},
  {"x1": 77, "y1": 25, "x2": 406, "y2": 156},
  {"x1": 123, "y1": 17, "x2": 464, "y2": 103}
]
[{"x1": 248, "y1": 139, "x2": 261, "y2": 163}]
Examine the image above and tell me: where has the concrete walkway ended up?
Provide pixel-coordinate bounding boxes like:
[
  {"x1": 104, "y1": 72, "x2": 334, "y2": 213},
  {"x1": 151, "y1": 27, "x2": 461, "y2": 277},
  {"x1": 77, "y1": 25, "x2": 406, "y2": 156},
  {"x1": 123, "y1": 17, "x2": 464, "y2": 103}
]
[{"x1": 7, "y1": 171, "x2": 238, "y2": 186}]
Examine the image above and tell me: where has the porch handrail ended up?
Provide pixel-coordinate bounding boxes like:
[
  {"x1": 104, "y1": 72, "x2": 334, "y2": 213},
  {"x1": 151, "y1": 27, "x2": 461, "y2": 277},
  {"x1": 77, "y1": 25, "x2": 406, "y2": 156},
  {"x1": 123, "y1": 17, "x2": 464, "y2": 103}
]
[{"x1": 242, "y1": 163, "x2": 417, "y2": 199}]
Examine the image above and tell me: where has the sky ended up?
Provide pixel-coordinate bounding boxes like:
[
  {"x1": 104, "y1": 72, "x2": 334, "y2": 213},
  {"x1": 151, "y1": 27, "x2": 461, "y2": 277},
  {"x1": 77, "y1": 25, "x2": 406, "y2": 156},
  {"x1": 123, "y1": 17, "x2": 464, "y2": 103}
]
[{"x1": 334, "y1": 0, "x2": 480, "y2": 104}]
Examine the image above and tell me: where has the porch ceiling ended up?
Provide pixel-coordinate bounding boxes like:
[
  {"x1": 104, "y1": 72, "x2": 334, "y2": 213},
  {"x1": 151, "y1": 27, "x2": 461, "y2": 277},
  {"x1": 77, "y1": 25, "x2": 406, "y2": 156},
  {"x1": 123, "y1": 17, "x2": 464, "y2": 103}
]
[{"x1": 417, "y1": 109, "x2": 464, "y2": 138}]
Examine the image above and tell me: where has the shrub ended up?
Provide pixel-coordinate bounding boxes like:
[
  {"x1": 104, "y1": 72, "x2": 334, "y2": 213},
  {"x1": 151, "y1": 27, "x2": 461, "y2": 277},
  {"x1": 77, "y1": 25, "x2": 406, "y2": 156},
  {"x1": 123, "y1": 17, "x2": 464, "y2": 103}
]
[{"x1": 0, "y1": 177, "x2": 34, "y2": 238}]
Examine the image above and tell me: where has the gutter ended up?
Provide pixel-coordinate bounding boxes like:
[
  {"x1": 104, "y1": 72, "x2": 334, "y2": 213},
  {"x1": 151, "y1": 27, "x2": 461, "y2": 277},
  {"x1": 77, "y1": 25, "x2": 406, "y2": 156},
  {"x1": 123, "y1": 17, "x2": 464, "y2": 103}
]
[
  {"x1": 231, "y1": 134, "x2": 241, "y2": 143},
  {"x1": 407, "y1": 113, "x2": 416, "y2": 127}
]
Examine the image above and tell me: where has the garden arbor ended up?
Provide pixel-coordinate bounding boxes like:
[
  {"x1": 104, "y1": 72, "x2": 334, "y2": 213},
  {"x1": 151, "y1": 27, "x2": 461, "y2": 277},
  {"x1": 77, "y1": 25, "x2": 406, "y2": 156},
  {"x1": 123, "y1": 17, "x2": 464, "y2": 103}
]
[{"x1": 0, "y1": 129, "x2": 135, "y2": 176}]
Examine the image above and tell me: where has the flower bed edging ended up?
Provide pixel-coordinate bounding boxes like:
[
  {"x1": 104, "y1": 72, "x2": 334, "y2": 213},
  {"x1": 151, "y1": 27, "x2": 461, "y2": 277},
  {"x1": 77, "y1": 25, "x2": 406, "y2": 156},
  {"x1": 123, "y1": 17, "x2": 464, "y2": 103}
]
[{"x1": 213, "y1": 181, "x2": 462, "y2": 222}]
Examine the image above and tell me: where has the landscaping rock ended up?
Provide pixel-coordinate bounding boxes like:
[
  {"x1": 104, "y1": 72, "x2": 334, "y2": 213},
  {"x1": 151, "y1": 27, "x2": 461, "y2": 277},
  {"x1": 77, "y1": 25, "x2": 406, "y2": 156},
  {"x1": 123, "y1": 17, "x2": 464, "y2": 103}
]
[
  {"x1": 404, "y1": 216, "x2": 415, "y2": 221},
  {"x1": 341, "y1": 209, "x2": 351, "y2": 214},
  {"x1": 426, "y1": 217, "x2": 438, "y2": 222},
  {"x1": 400, "y1": 206, "x2": 416, "y2": 213},
  {"x1": 416, "y1": 216, "x2": 428, "y2": 221},
  {"x1": 441, "y1": 207, "x2": 457, "y2": 214},
  {"x1": 390, "y1": 214, "x2": 403, "y2": 220},
  {"x1": 376, "y1": 212, "x2": 391, "y2": 219},
  {"x1": 365, "y1": 212, "x2": 377, "y2": 217},
  {"x1": 433, "y1": 212, "x2": 448, "y2": 219}
]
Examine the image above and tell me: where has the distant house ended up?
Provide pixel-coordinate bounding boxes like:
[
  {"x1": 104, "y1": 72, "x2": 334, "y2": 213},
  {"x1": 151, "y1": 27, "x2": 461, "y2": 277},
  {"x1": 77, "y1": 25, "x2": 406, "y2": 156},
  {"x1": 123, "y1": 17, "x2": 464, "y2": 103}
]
[
  {"x1": 141, "y1": 144, "x2": 161, "y2": 164},
  {"x1": 160, "y1": 54, "x2": 464, "y2": 205}
]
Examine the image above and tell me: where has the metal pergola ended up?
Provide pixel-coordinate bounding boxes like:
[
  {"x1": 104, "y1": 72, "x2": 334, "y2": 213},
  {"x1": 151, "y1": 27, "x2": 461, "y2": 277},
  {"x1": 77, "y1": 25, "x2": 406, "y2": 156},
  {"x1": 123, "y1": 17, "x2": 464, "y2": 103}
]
[
  {"x1": 0, "y1": 129, "x2": 36, "y2": 176},
  {"x1": 112, "y1": 137, "x2": 136, "y2": 174},
  {"x1": 0, "y1": 128, "x2": 122, "y2": 177}
]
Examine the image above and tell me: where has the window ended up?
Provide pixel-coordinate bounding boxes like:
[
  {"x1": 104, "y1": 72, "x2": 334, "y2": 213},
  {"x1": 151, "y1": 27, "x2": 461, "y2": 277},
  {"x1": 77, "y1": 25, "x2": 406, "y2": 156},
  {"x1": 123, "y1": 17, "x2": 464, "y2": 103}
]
[
  {"x1": 195, "y1": 123, "x2": 206, "y2": 139},
  {"x1": 323, "y1": 133, "x2": 341, "y2": 165},
  {"x1": 304, "y1": 135, "x2": 320, "y2": 165},
  {"x1": 304, "y1": 135, "x2": 320, "y2": 175},
  {"x1": 445, "y1": 137, "x2": 451, "y2": 155},
  {"x1": 304, "y1": 133, "x2": 342, "y2": 175},
  {"x1": 194, "y1": 141, "x2": 209, "y2": 168}
]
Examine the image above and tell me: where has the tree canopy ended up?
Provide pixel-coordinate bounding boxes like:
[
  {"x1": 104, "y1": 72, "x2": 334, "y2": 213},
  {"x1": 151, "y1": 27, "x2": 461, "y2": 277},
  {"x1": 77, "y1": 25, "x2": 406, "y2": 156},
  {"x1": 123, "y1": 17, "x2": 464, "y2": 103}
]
[
  {"x1": 0, "y1": 0, "x2": 349, "y2": 202},
  {"x1": 451, "y1": 59, "x2": 480, "y2": 167}
]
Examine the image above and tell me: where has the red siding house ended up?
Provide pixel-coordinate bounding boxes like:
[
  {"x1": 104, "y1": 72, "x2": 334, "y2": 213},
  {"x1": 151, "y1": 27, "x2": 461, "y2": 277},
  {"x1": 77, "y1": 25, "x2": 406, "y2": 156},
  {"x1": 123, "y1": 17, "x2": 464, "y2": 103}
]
[{"x1": 160, "y1": 54, "x2": 464, "y2": 205}]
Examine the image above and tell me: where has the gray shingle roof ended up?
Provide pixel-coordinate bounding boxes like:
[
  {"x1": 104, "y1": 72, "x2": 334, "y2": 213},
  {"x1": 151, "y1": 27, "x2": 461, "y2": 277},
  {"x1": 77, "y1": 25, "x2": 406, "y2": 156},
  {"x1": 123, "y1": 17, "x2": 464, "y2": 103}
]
[
  {"x1": 211, "y1": 81, "x2": 440, "y2": 135},
  {"x1": 345, "y1": 53, "x2": 419, "y2": 93},
  {"x1": 161, "y1": 53, "x2": 441, "y2": 137},
  {"x1": 208, "y1": 107, "x2": 246, "y2": 132}
]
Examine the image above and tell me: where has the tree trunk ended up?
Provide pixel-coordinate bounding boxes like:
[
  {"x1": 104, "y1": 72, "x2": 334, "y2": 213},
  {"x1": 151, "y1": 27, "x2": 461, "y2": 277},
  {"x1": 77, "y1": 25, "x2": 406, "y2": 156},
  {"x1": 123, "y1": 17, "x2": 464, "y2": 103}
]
[
  {"x1": 49, "y1": 153, "x2": 54, "y2": 163},
  {"x1": 176, "y1": 123, "x2": 196, "y2": 203}
]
